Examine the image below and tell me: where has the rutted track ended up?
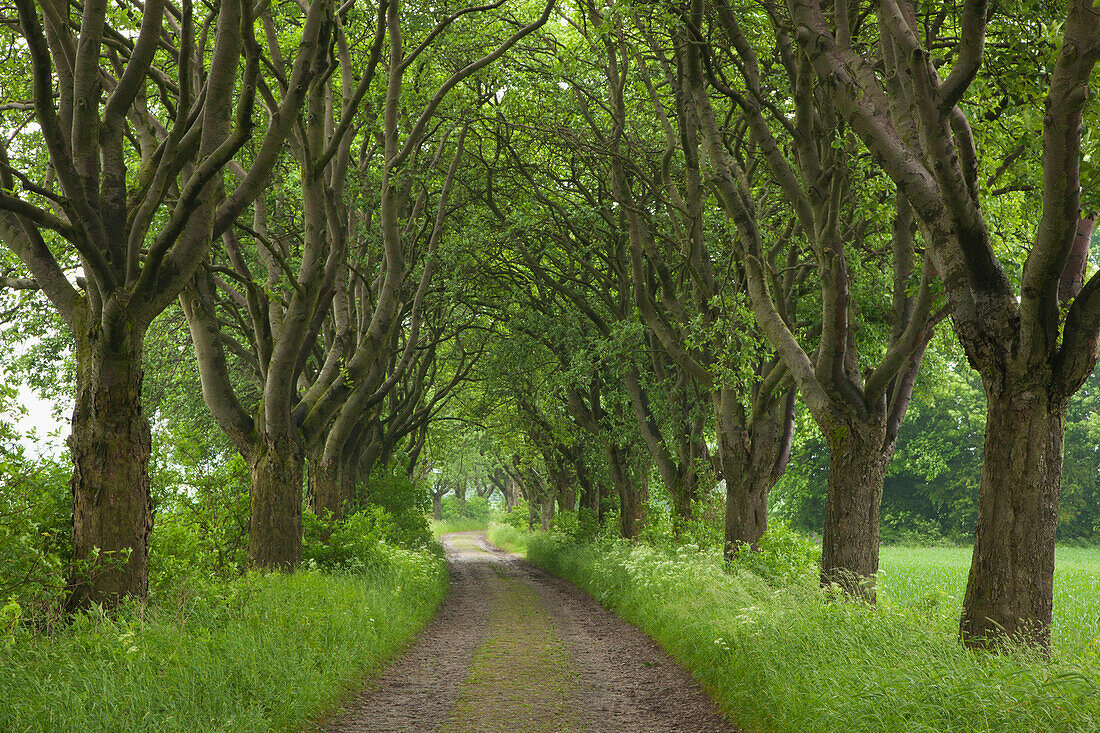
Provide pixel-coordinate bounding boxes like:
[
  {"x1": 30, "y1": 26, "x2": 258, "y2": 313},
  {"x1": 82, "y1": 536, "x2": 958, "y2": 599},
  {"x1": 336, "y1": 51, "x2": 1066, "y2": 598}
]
[{"x1": 320, "y1": 531, "x2": 738, "y2": 733}]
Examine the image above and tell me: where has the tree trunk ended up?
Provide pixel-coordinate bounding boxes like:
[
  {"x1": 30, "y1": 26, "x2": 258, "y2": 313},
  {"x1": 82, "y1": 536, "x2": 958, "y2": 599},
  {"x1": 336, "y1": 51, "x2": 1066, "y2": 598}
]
[
  {"x1": 455, "y1": 484, "x2": 467, "y2": 516},
  {"x1": 432, "y1": 493, "x2": 443, "y2": 521},
  {"x1": 504, "y1": 477, "x2": 520, "y2": 509},
  {"x1": 670, "y1": 481, "x2": 695, "y2": 524},
  {"x1": 820, "y1": 417, "x2": 891, "y2": 602},
  {"x1": 723, "y1": 470, "x2": 768, "y2": 556},
  {"x1": 576, "y1": 458, "x2": 599, "y2": 517},
  {"x1": 716, "y1": 386, "x2": 794, "y2": 560},
  {"x1": 249, "y1": 433, "x2": 304, "y2": 569},
  {"x1": 540, "y1": 497, "x2": 555, "y2": 530},
  {"x1": 960, "y1": 385, "x2": 1064, "y2": 649},
  {"x1": 558, "y1": 485, "x2": 577, "y2": 513},
  {"x1": 715, "y1": 394, "x2": 763, "y2": 557},
  {"x1": 607, "y1": 445, "x2": 643, "y2": 538},
  {"x1": 307, "y1": 445, "x2": 350, "y2": 521},
  {"x1": 67, "y1": 329, "x2": 153, "y2": 610}
]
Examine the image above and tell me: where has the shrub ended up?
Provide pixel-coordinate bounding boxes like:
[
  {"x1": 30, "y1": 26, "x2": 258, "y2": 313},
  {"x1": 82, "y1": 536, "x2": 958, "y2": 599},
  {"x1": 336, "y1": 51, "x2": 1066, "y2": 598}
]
[
  {"x1": 0, "y1": 449, "x2": 70, "y2": 623},
  {"x1": 501, "y1": 502, "x2": 530, "y2": 530},
  {"x1": 880, "y1": 511, "x2": 948, "y2": 546},
  {"x1": 361, "y1": 466, "x2": 434, "y2": 549},
  {"x1": 731, "y1": 522, "x2": 821, "y2": 585},
  {"x1": 302, "y1": 507, "x2": 391, "y2": 572}
]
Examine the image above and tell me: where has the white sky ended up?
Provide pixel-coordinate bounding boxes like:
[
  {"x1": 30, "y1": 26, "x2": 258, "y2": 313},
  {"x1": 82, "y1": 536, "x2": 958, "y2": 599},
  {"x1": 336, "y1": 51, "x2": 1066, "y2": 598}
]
[{"x1": 14, "y1": 382, "x2": 68, "y2": 458}]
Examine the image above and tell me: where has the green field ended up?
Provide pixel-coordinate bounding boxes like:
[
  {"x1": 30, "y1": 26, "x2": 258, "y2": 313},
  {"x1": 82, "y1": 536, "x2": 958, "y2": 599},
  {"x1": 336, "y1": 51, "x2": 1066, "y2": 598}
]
[{"x1": 879, "y1": 546, "x2": 1100, "y2": 653}]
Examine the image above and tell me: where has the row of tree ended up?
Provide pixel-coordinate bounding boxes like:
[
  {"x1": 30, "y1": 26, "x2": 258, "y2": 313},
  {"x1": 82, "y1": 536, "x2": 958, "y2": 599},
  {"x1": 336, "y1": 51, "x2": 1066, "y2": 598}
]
[
  {"x1": 0, "y1": 0, "x2": 551, "y2": 605},
  {"x1": 1, "y1": 0, "x2": 1098, "y2": 652}
]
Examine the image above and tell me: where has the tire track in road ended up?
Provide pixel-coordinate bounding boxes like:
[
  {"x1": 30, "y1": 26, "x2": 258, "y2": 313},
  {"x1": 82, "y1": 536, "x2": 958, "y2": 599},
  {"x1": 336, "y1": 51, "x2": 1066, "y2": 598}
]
[{"x1": 320, "y1": 531, "x2": 738, "y2": 733}]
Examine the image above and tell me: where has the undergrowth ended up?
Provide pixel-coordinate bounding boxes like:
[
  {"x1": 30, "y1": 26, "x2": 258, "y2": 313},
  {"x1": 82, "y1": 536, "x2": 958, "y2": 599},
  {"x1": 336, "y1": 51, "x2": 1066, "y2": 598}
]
[
  {"x1": 488, "y1": 526, "x2": 1100, "y2": 733},
  {"x1": 0, "y1": 545, "x2": 447, "y2": 733}
]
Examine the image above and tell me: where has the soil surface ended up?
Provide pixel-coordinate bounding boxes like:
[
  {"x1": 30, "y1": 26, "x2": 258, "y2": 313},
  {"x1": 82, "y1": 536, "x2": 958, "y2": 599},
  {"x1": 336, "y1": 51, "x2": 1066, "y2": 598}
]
[{"x1": 320, "y1": 531, "x2": 739, "y2": 733}]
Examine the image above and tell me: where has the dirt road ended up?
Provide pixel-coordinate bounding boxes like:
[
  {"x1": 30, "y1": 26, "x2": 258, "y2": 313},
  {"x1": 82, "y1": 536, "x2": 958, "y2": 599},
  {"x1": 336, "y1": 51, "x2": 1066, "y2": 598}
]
[{"x1": 321, "y1": 531, "x2": 738, "y2": 733}]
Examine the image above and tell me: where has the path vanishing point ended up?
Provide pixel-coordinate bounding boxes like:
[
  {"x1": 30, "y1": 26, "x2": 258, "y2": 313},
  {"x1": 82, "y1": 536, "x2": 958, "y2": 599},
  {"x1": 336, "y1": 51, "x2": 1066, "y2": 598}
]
[{"x1": 320, "y1": 531, "x2": 738, "y2": 733}]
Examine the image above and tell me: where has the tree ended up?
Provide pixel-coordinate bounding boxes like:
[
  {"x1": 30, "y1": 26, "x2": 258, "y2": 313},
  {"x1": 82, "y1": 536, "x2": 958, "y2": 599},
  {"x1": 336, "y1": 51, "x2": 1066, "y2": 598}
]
[
  {"x1": 675, "y1": 0, "x2": 944, "y2": 596},
  {"x1": 788, "y1": 0, "x2": 1100, "y2": 646},
  {"x1": 184, "y1": 0, "x2": 551, "y2": 568},
  {"x1": 0, "y1": 0, "x2": 327, "y2": 605}
]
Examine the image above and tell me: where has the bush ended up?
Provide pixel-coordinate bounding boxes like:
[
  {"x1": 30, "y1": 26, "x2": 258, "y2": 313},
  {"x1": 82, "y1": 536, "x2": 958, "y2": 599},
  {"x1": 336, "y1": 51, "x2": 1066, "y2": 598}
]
[
  {"x1": 552, "y1": 508, "x2": 600, "y2": 542},
  {"x1": 0, "y1": 449, "x2": 71, "y2": 624},
  {"x1": 731, "y1": 522, "x2": 821, "y2": 585},
  {"x1": 361, "y1": 467, "x2": 434, "y2": 550},
  {"x1": 501, "y1": 502, "x2": 530, "y2": 530},
  {"x1": 464, "y1": 495, "x2": 493, "y2": 521},
  {"x1": 880, "y1": 511, "x2": 949, "y2": 546},
  {"x1": 302, "y1": 507, "x2": 391, "y2": 572}
]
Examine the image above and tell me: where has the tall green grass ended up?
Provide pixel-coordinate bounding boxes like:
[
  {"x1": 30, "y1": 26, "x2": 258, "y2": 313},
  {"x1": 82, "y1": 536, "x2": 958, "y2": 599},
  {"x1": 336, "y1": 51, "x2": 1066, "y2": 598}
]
[
  {"x1": 0, "y1": 545, "x2": 447, "y2": 733},
  {"x1": 484, "y1": 522, "x2": 528, "y2": 553},
  {"x1": 430, "y1": 517, "x2": 492, "y2": 536},
  {"x1": 498, "y1": 529, "x2": 1100, "y2": 733},
  {"x1": 879, "y1": 546, "x2": 1100, "y2": 655}
]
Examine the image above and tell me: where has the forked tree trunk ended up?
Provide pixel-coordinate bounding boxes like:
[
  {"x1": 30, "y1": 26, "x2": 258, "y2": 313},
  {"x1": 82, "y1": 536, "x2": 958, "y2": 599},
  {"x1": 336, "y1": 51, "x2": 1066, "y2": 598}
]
[
  {"x1": 67, "y1": 327, "x2": 153, "y2": 609},
  {"x1": 249, "y1": 433, "x2": 304, "y2": 569},
  {"x1": 714, "y1": 391, "x2": 764, "y2": 557},
  {"x1": 820, "y1": 417, "x2": 891, "y2": 602},
  {"x1": 961, "y1": 385, "x2": 1064, "y2": 649},
  {"x1": 607, "y1": 445, "x2": 643, "y2": 538},
  {"x1": 307, "y1": 446, "x2": 351, "y2": 521},
  {"x1": 718, "y1": 387, "x2": 795, "y2": 560}
]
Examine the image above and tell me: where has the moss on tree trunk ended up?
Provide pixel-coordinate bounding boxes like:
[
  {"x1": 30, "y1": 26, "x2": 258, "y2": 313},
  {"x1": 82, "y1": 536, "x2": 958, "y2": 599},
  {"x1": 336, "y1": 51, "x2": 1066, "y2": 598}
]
[{"x1": 67, "y1": 324, "x2": 152, "y2": 609}]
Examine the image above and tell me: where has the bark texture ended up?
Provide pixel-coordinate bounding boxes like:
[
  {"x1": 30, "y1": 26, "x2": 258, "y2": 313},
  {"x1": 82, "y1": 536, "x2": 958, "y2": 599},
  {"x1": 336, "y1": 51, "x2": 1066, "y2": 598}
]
[
  {"x1": 961, "y1": 385, "x2": 1064, "y2": 647},
  {"x1": 308, "y1": 447, "x2": 353, "y2": 521},
  {"x1": 67, "y1": 322, "x2": 152, "y2": 608},
  {"x1": 249, "y1": 434, "x2": 304, "y2": 569},
  {"x1": 820, "y1": 418, "x2": 891, "y2": 601}
]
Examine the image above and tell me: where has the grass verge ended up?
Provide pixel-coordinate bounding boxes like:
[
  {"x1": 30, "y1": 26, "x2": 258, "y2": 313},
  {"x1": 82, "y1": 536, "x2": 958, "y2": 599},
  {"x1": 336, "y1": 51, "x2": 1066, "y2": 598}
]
[
  {"x1": 0, "y1": 545, "x2": 447, "y2": 733},
  {"x1": 490, "y1": 528, "x2": 1100, "y2": 733},
  {"x1": 484, "y1": 522, "x2": 528, "y2": 553},
  {"x1": 430, "y1": 517, "x2": 492, "y2": 536}
]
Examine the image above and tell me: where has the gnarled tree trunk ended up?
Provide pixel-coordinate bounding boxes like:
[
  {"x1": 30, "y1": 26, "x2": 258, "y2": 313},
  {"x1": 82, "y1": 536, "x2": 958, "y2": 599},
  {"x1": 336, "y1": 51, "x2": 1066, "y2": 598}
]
[
  {"x1": 820, "y1": 416, "x2": 891, "y2": 602},
  {"x1": 249, "y1": 433, "x2": 304, "y2": 569},
  {"x1": 307, "y1": 444, "x2": 352, "y2": 521},
  {"x1": 67, "y1": 323, "x2": 152, "y2": 609},
  {"x1": 961, "y1": 383, "x2": 1064, "y2": 648}
]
